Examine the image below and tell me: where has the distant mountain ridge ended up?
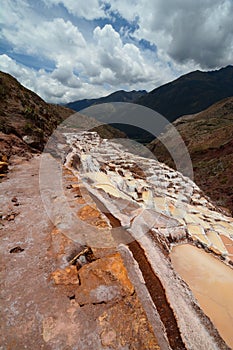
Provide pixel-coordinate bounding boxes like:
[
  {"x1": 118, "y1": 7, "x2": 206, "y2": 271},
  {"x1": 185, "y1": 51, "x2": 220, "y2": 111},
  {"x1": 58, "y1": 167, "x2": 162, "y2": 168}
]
[
  {"x1": 65, "y1": 89, "x2": 147, "y2": 111},
  {"x1": 136, "y1": 65, "x2": 233, "y2": 121},
  {"x1": 65, "y1": 66, "x2": 233, "y2": 143}
]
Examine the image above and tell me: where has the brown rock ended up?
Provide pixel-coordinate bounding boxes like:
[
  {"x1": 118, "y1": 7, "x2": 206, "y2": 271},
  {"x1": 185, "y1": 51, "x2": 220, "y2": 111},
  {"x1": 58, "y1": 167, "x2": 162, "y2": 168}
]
[
  {"x1": 62, "y1": 168, "x2": 74, "y2": 176},
  {"x1": 70, "y1": 176, "x2": 79, "y2": 182},
  {"x1": 51, "y1": 266, "x2": 79, "y2": 285},
  {"x1": 98, "y1": 294, "x2": 160, "y2": 349},
  {"x1": 77, "y1": 204, "x2": 109, "y2": 227},
  {"x1": 49, "y1": 227, "x2": 85, "y2": 267},
  {"x1": 9, "y1": 246, "x2": 24, "y2": 253},
  {"x1": 76, "y1": 197, "x2": 86, "y2": 204},
  {"x1": 1, "y1": 155, "x2": 8, "y2": 162},
  {"x1": 92, "y1": 218, "x2": 109, "y2": 228},
  {"x1": 5, "y1": 212, "x2": 18, "y2": 221},
  {"x1": 71, "y1": 185, "x2": 83, "y2": 198},
  {"x1": 0, "y1": 161, "x2": 8, "y2": 174},
  {"x1": 42, "y1": 317, "x2": 56, "y2": 342},
  {"x1": 78, "y1": 205, "x2": 100, "y2": 220},
  {"x1": 100, "y1": 329, "x2": 117, "y2": 346},
  {"x1": 76, "y1": 253, "x2": 134, "y2": 305}
]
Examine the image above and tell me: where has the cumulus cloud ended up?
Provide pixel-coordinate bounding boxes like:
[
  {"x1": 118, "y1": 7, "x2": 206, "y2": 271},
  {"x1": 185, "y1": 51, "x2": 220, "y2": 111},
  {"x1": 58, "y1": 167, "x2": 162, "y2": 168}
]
[
  {"x1": 42, "y1": 0, "x2": 106, "y2": 20},
  {"x1": 0, "y1": 0, "x2": 176, "y2": 102},
  {"x1": 0, "y1": 54, "x2": 108, "y2": 103},
  {"x1": 1, "y1": 0, "x2": 232, "y2": 103},
  {"x1": 2, "y1": 17, "x2": 86, "y2": 62},
  {"x1": 92, "y1": 25, "x2": 154, "y2": 84},
  {"x1": 51, "y1": 66, "x2": 82, "y2": 88},
  {"x1": 108, "y1": 0, "x2": 233, "y2": 68}
]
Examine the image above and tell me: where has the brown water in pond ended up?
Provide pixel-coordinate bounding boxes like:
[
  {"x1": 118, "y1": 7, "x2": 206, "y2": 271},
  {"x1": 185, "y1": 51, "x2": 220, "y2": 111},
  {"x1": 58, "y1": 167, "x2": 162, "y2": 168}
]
[{"x1": 170, "y1": 244, "x2": 233, "y2": 349}]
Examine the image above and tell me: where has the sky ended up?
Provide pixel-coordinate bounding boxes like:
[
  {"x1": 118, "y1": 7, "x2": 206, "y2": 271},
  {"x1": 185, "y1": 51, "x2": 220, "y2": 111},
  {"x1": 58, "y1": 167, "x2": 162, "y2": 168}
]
[{"x1": 0, "y1": 0, "x2": 233, "y2": 103}]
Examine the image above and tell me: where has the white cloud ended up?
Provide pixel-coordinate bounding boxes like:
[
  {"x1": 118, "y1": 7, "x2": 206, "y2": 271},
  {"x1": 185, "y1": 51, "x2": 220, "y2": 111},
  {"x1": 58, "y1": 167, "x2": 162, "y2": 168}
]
[
  {"x1": 0, "y1": 1, "x2": 178, "y2": 102},
  {"x1": 107, "y1": 0, "x2": 233, "y2": 68},
  {"x1": 1, "y1": 0, "x2": 232, "y2": 103},
  {"x1": 42, "y1": 0, "x2": 106, "y2": 20},
  {"x1": 51, "y1": 65, "x2": 82, "y2": 88},
  {"x1": 2, "y1": 17, "x2": 86, "y2": 62},
  {"x1": 92, "y1": 24, "x2": 173, "y2": 87},
  {"x1": 0, "y1": 54, "x2": 108, "y2": 103}
]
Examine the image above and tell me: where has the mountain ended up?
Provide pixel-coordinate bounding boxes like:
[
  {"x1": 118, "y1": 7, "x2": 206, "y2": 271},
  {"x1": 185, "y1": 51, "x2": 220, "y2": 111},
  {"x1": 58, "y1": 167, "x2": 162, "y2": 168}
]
[
  {"x1": 0, "y1": 71, "x2": 75, "y2": 157},
  {"x1": 136, "y1": 65, "x2": 233, "y2": 121},
  {"x1": 66, "y1": 89, "x2": 151, "y2": 144},
  {"x1": 65, "y1": 67, "x2": 233, "y2": 144},
  {"x1": 0, "y1": 71, "x2": 126, "y2": 168},
  {"x1": 65, "y1": 89, "x2": 147, "y2": 111},
  {"x1": 148, "y1": 96, "x2": 233, "y2": 215}
]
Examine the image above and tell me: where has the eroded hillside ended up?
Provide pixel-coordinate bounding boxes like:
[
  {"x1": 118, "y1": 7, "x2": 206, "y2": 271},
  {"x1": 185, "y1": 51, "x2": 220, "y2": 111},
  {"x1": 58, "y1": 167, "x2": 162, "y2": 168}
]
[
  {"x1": 0, "y1": 71, "x2": 126, "y2": 174},
  {"x1": 148, "y1": 97, "x2": 233, "y2": 215}
]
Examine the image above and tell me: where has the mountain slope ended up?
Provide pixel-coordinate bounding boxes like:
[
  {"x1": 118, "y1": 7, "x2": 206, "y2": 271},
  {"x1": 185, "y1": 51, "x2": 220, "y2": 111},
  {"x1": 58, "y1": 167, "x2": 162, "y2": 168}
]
[
  {"x1": 66, "y1": 90, "x2": 154, "y2": 144},
  {"x1": 136, "y1": 65, "x2": 233, "y2": 121},
  {"x1": 0, "y1": 71, "x2": 74, "y2": 155},
  {"x1": 65, "y1": 66, "x2": 233, "y2": 143},
  {"x1": 65, "y1": 90, "x2": 147, "y2": 111},
  {"x1": 148, "y1": 96, "x2": 233, "y2": 214},
  {"x1": 0, "y1": 72, "x2": 126, "y2": 164}
]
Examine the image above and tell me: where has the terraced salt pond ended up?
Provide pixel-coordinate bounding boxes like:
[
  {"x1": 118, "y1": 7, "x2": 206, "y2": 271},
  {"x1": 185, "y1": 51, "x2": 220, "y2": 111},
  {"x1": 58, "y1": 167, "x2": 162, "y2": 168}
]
[
  {"x1": 170, "y1": 244, "x2": 233, "y2": 348},
  {"x1": 62, "y1": 131, "x2": 233, "y2": 348}
]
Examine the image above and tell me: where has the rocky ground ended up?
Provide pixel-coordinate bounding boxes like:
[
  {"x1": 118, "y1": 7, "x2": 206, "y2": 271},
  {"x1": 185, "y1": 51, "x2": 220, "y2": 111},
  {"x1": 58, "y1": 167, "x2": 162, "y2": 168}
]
[
  {"x1": 0, "y1": 156, "x2": 161, "y2": 350},
  {"x1": 1, "y1": 131, "x2": 233, "y2": 349}
]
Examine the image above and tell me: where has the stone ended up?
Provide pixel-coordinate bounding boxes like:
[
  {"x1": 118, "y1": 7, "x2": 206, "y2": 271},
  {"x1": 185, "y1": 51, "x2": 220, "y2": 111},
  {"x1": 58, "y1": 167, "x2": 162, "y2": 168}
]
[
  {"x1": 100, "y1": 329, "x2": 117, "y2": 346},
  {"x1": 42, "y1": 317, "x2": 56, "y2": 342},
  {"x1": 78, "y1": 205, "x2": 101, "y2": 220},
  {"x1": 98, "y1": 294, "x2": 160, "y2": 350},
  {"x1": 77, "y1": 204, "x2": 109, "y2": 228},
  {"x1": 75, "y1": 197, "x2": 86, "y2": 204},
  {"x1": 71, "y1": 184, "x2": 80, "y2": 189},
  {"x1": 22, "y1": 135, "x2": 41, "y2": 148},
  {"x1": 8, "y1": 214, "x2": 16, "y2": 221},
  {"x1": 51, "y1": 266, "x2": 79, "y2": 285},
  {"x1": 76, "y1": 253, "x2": 134, "y2": 305},
  {"x1": 0, "y1": 161, "x2": 8, "y2": 174},
  {"x1": 220, "y1": 235, "x2": 233, "y2": 262}
]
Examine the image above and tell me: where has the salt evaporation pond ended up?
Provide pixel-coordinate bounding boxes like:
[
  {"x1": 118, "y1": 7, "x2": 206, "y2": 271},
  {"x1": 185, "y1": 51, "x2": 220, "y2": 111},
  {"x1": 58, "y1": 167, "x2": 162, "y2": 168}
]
[{"x1": 170, "y1": 244, "x2": 233, "y2": 348}]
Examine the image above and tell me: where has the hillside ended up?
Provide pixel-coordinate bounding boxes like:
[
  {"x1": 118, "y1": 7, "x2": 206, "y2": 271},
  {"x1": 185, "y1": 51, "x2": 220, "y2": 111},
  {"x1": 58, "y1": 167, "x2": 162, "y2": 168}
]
[
  {"x1": 65, "y1": 89, "x2": 147, "y2": 111},
  {"x1": 136, "y1": 65, "x2": 233, "y2": 121},
  {"x1": 148, "y1": 97, "x2": 233, "y2": 214},
  {"x1": 0, "y1": 72, "x2": 73, "y2": 157},
  {"x1": 0, "y1": 71, "x2": 126, "y2": 168}
]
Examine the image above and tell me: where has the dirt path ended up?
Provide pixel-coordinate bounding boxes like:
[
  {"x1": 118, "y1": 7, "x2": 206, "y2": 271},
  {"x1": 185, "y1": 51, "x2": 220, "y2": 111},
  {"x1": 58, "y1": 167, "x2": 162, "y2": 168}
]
[
  {"x1": 0, "y1": 155, "x2": 161, "y2": 349},
  {"x1": 0, "y1": 156, "x2": 83, "y2": 348}
]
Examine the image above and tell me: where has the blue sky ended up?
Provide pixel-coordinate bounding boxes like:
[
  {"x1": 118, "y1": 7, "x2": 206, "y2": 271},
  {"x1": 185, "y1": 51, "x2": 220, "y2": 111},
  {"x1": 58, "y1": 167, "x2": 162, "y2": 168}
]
[{"x1": 0, "y1": 0, "x2": 233, "y2": 103}]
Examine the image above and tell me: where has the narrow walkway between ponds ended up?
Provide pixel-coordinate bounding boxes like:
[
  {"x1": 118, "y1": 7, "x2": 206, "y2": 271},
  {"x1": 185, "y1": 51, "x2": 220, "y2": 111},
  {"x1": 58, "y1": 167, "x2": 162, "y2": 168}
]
[{"x1": 89, "y1": 192, "x2": 186, "y2": 350}]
